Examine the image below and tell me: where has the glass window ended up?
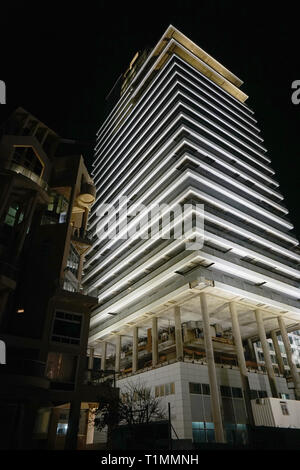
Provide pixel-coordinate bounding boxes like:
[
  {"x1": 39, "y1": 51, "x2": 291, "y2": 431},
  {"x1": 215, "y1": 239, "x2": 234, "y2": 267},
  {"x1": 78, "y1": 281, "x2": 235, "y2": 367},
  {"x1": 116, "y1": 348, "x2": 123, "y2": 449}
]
[
  {"x1": 56, "y1": 423, "x2": 68, "y2": 435},
  {"x1": 232, "y1": 387, "x2": 243, "y2": 398},
  {"x1": 51, "y1": 310, "x2": 82, "y2": 345},
  {"x1": 202, "y1": 383, "x2": 210, "y2": 395},
  {"x1": 45, "y1": 352, "x2": 77, "y2": 382},
  {"x1": 66, "y1": 244, "x2": 80, "y2": 278},
  {"x1": 189, "y1": 382, "x2": 202, "y2": 394},
  {"x1": 250, "y1": 389, "x2": 258, "y2": 399},
  {"x1": 41, "y1": 191, "x2": 69, "y2": 225},
  {"x1": 4, "y1": 202, "x2": 24, "y2": 227},
  {"x1": 220, "y1": 385, "x2": 231, "y2": 397}
]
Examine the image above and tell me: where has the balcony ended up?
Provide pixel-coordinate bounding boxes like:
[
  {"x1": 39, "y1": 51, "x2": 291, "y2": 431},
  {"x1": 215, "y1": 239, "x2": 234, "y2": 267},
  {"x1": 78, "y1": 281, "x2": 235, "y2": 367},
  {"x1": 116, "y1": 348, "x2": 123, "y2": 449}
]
[
  {"x1": 71, "y1": 227, "x2": 93, "y2": 250},
  {"x1": 0, "y1": 358, "x2": 50, "y2": 389},
  {"x1": 3, "y1": 161, "x2": 49, "y2": 192},
  {"x1": 60, "y1": 278, "x2": 89, "y2": 295}
]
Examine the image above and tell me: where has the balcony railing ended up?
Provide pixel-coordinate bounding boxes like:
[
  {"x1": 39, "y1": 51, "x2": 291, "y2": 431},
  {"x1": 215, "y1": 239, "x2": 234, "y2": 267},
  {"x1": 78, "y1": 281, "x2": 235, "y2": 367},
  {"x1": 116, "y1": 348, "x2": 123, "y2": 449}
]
[
  {"x1": 59, "y1": 278, "x2": 89, "y2": 295},
  {"x1": 84, "y1": 369, "x2": 116, "y2": 387},
  {"x1": 71, "y1": 227, "x2": 93, "y2": 245},
  {"x1": 3, "y1": 161, "x2": 49, "y2": 191}
]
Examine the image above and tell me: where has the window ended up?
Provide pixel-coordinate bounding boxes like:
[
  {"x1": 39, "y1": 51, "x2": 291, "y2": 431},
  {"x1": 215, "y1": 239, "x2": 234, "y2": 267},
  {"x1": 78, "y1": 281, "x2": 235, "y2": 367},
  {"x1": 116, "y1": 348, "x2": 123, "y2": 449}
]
[
  {"x1": 192, "y1": 422, "x2": 215, "y2": 443},
  {"x1": 165, "y1": 382, "x2": 175, "y2": 395},
  {"x1": 220, "y1": 385, "x2": 232, "y2": 397},
  {"x1": 41, "y1": 191, "x2": 68, "y2": 225},
  {"x1": 155, "y1": 382, "x2": 175, "y2": 397},
  {"x1": 280, "y1": 402, "x2": 289, "y2": 415},
  {"x1": 51, "y1": 311, "x2": 82, "y2": 345},
  {"x1": 4, "y1": 202, "x2": 24, "y2": 227},
  {"x1": 271, "y1": 355, "x2": 277, "y2": 365},
  {"x1": 45, "y1": 352, "x2": 77, "y2": 382},
  {"x1": 280, "y1": 393, "x2": 290, "y2": 400},
  {"x1": 66, "y1": 244, "x2": 80, "y2": 277},
  {"x1": 258, "y1": 352, "x2": 264, "y2": 362},
  {"x1": 250, "y1": 389, "x2": 267, "y2": 399},
  {"x1": 56, "y1": 423, "x2": 68, "y2": 435},
  {"x1": 189, "y1": 382, "x2": 202, "y2": 394},
  {"x1": 202, "y1": 383, "x2": 210, "y2": 395},
  {"x1": 232, "y1": 387, "x2": 243, "y2": 398}
]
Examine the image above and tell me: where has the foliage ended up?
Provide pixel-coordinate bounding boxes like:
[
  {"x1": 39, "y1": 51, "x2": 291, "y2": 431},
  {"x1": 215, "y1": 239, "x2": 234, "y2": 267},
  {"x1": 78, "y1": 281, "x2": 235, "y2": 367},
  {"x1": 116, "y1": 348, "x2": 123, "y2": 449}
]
[{"x1": 94, "y1": 380, "x2": 166, "y2": 433}]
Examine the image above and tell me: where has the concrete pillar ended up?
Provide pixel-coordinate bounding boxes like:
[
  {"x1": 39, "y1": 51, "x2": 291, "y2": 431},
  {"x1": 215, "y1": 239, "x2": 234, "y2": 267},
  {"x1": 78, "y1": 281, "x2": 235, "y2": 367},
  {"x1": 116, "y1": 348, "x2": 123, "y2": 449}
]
[
  {"x1": 115, "y1": 335, "x2": 121, "y2": 373},
  {"x1": 174, "y1": 306, "x2": 183, "y2": 361},
  {"x1": 229, "y1": 303, "x2": 254, "y2": 427},
  {"x1": 152, "y1": 317, "x2": 158, "y2": 366},
  {"x1": 64, "y1": 400, "x2": 81, "y2": 450},
  {"x1": 88, "y1": 347, "x2": 94, "y2": 382},
  {"x1": 255, "y1": 309, "x2": 279, "y2": 398},
  {"x1": 102, "y1": 342, "x2": 107, "y2": 371},
  {"x1": 278, "y1": 317, "x2": 300, "y2": 400},
  {"x1": 271, "y1": 330, "x2": 285, "y2": 376},
  {"x1": 200, "y1": 293, "x2": 225, "y2": 443},
  {"x1": 132, "y1": 326, "x2": 138, "y2": 373}
]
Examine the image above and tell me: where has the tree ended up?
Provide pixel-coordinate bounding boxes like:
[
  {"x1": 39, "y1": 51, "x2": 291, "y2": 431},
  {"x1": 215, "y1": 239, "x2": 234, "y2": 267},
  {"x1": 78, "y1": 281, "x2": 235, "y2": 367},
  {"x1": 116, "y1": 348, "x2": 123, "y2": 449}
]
[{"x1": 94, "y1": 380, "x2": 166, "y2": 449}]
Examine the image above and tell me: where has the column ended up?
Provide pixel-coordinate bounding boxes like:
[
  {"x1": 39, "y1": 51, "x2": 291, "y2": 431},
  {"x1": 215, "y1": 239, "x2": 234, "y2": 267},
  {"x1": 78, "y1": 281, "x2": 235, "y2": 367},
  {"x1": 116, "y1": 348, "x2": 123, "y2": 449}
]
[
  {"x1": 271, "y1": 330, "x2": 285, "y2": 376},
  {"x1": 255, "y1": 309, "x2": 279, "y2": 398},
  {"x1": 132, "y1": 326, "x2": 138, "y2": 373},
  {"x1": 102, "y1": 341, "x2": 107, "y2": 371},
  {"x1": 229, "y1": 303, "x2": 254, "y2": 427},
  {"x1": 278, "y1": 317, "x2": 300, "y2": 400},
  {"x1": 174, "y1": 306, "x2": 183, "y2": 361},
  {"x1": 200, "y1": 293, "x2": 225, "y2": 443},
  {"x1": 88, "y1": 347, "x2": 94, "y2": 382},
  {"x1": 152, "y1": 317, "x2": 158, "y2": 367},
  {"x1": 115, "y1": 335, "x2": 121, "y2": 373},
  {"x1": 64, "y1": 399, "x2": 81, "y2": 450}
]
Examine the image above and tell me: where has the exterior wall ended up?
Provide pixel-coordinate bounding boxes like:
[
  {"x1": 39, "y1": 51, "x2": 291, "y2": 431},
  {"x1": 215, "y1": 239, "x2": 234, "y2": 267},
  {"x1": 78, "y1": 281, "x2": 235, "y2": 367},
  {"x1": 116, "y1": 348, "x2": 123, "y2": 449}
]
[
  {"x1": 251, "y1": 398, "x2": 300, "y2": 428},
  {"x1": 116, "y1": 361, "x2": 292, "y2": 441}
]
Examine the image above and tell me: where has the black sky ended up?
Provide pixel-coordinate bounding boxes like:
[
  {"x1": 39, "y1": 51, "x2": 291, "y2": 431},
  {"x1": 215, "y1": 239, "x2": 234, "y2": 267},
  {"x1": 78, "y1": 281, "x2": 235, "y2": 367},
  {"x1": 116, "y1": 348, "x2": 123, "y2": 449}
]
[{"x1": 1, "y1": 1, "x2": 300, "y2": 240}]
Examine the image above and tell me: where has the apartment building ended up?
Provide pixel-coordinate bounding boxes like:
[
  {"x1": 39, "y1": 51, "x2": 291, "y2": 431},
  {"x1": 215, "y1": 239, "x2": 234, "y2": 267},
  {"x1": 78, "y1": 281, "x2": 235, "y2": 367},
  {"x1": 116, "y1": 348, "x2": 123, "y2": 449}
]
[
  {"x1": 0, "y1": 108, "x2": 115, "y2": 450},
  {"x1": 84, "y1": 26, "x2": 300, "y2": 445}
]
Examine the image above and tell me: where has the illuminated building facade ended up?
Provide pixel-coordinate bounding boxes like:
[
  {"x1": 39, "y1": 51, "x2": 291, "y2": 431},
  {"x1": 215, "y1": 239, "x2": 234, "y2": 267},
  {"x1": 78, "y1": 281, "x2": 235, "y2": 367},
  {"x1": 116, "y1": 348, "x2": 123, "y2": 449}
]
[{"x1": 84, "y1": 26, "x2": 300, "y2": 445}]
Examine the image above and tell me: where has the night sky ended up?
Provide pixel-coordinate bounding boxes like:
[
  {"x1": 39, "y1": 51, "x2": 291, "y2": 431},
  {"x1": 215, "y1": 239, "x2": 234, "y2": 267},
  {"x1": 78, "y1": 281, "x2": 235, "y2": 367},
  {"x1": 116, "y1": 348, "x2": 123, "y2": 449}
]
[{"x1": 1, "y1": 1, "x2": 300, "y2": 240}]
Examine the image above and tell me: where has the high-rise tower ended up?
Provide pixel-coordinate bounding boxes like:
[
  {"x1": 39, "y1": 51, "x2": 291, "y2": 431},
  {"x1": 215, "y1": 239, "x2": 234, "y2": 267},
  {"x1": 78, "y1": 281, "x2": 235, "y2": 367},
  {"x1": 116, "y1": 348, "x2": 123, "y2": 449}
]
[{"x1": 84, "y1": 26, "x2": 300, "y2": 444}]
